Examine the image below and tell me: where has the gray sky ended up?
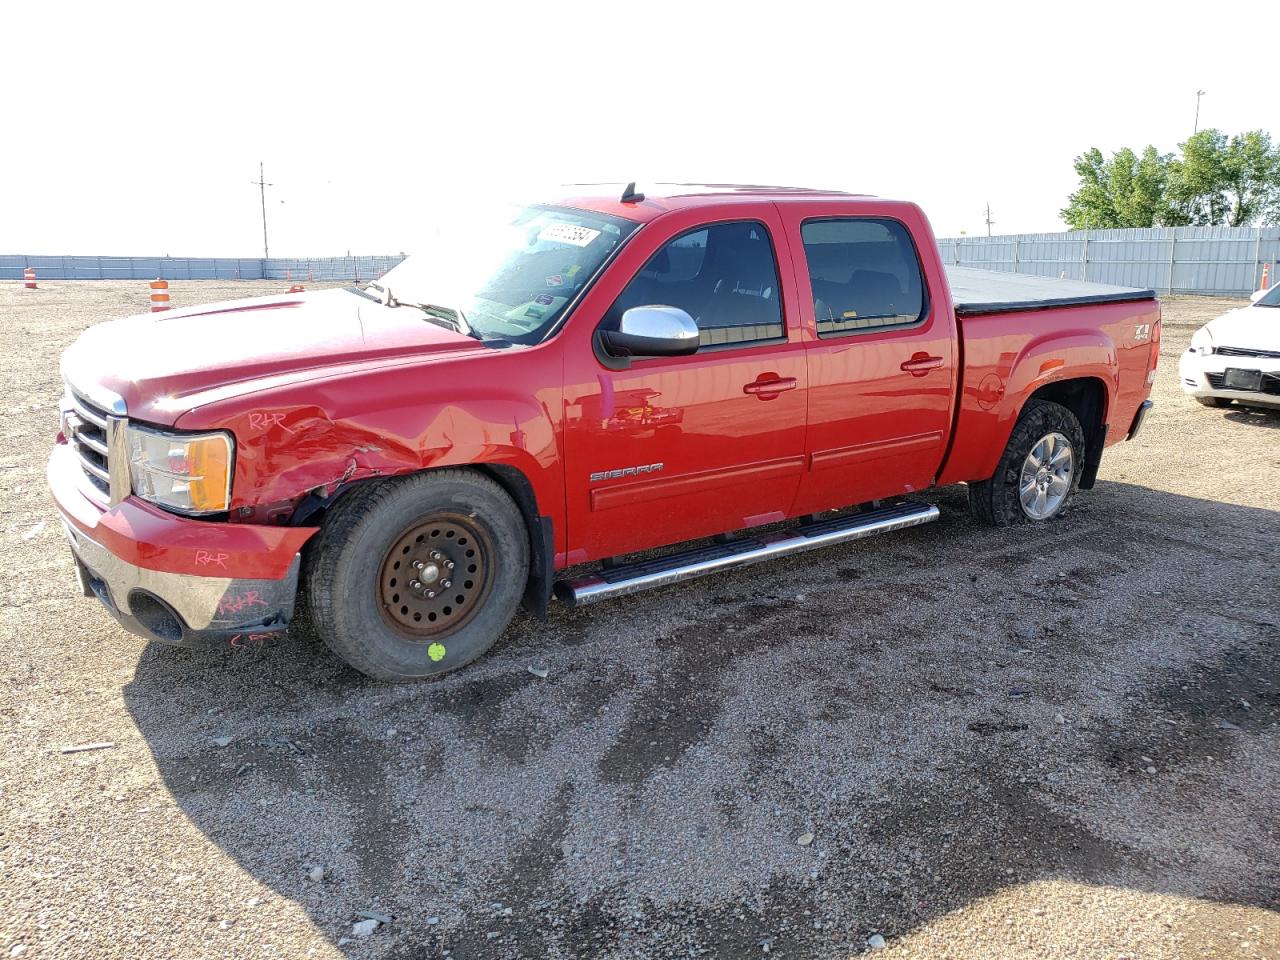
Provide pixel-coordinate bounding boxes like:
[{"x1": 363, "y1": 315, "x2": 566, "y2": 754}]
[{"x1": 2, "y1": 1, "x2": 1270, "y2": 256}]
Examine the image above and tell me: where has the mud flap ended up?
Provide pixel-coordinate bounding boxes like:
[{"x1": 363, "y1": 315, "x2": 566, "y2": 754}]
[{"x1": 523, "y1": 515, "x2": 555, "y2": 620}]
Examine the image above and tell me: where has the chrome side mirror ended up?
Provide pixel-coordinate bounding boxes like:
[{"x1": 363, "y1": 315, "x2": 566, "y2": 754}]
[{"x1": 600, "y1": 306, "x2": 700, "y2": 360}]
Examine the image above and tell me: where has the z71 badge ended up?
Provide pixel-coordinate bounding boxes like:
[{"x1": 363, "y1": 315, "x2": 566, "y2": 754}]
[
  {"x1": 1134, "y1": 323, "x2": 1152, "y2": 341},
  {"x1": 589, "y1": 463, "x2": 664, "y2": 483}
]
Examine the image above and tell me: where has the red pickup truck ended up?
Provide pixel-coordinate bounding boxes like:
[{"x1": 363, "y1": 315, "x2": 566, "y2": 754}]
[{"x1": 50, "y1": 184, "x2": 1159, "y2": 679}]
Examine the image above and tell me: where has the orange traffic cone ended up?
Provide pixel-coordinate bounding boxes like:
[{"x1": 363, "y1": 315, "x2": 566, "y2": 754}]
[
  {"x1": 23, "y1": 267, "x2": 36, "y2": 289},
  {"x1": 288, "y1": 284, "x2": 305, "y2": 293},
  {"x1": 1262, "y1": 263, "x2": 1271, "y2": 290},
  {"x1": 149, "y1": 279, "x2": 171, "y2": 312}
]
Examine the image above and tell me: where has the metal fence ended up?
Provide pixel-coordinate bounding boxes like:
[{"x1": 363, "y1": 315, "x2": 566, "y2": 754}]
[
  {"x1": 937, "y1": 226, "x2": 1280, "y2": 297},
  {"x1": 11, "y1": 227, "x2": 1279, "y2": 296},
  {"x1": 0, "y1": 255, "x2": 406, "y2": 282}
]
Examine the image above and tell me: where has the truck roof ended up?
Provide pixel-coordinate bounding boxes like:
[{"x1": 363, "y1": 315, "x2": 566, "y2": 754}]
[{"x1": 551, "y1": 183, "x2": 871, "y2": 222}]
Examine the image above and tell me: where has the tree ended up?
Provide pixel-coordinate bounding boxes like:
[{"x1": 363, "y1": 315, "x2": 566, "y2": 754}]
[
  {"x1": 1165, "y1": 130, "x2": 1230, "y2": 225},
  {"x1": 1061, "y1": 146, "x2": 1171, "y2": 229},
  {"x1": 1222, "y1": 131, "x2": 1280, "y2": 226},
  {"x1": 1121, "y1": 146, "x2": 1170, "y2": 227},
  {"x1": 1063, "y1": 129, "x2": 1280, "y2": 229}
]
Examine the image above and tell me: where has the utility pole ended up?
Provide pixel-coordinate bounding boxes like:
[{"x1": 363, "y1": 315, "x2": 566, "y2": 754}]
[
  {"x1": 1194, "y1": 89, "x2": 1205, "y2": 135},
  {"x1": 984, "y1": 202, "x2": 995, "y2": 237},
  {"x1": 252, "y1": 161, "x2": 273, "y2": 259}
]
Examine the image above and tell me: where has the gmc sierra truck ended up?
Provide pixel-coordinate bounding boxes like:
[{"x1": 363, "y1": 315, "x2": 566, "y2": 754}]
[{"x1": 50, "y1": 184, "x2": 1159, "y2": 679}]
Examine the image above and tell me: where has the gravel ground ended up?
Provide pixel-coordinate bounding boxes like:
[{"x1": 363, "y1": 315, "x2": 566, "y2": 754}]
[{"x1": 0, "y1": 281, "x2": 1276, "y2": 959}]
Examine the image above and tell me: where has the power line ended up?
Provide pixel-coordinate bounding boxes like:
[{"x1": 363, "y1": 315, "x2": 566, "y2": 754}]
[{"x1": 251, "y1": 161, "x2": 273, "y2": 259}]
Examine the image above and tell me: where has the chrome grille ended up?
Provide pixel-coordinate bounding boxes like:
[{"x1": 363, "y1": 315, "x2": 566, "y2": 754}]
[
  {"x1": 1216, "y1": 345, "x2": 1280, "y2": 359},
  {"x1": 66, "y1": 392, "x2": 111, "y2": 496},
  {"x1": 61, "y1": 387, "x2": 128, "y2": 502}
]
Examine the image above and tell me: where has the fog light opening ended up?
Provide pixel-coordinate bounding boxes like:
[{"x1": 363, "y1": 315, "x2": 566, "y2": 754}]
[{"x1": 127, "y1": 591, "x2": 185, "y2": 644}]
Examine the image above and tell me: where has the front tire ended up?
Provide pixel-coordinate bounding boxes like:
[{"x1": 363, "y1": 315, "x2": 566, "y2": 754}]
[
  {"x1": 305, "y1": 470, "x2": 529, "y2": 680},
  {"x1": 1195, "y1": 396, "x2": 1232, "y2": 408},
  {"x1": 969, "y1": 400, "x2": 1086, "y2": 527}
]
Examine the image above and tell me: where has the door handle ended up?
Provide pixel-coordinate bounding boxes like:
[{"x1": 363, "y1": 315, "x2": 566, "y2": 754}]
[
  {"x1": 743, "y1": 376, "x2": 798, "y2": 400},
  {"x1": 900, "y1": 354, "x2": 944, "y2": 377}
]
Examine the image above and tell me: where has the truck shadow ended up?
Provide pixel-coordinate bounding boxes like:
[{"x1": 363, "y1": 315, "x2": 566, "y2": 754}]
[{"x1": 121, "y1": 481, "x2": 1279, "y2": 958}]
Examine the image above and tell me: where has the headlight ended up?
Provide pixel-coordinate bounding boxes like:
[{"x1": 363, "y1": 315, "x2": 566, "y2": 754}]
[
  {"x1": 1189, "y1": 328, "x2": 1214, "y2": 355},
  {"x1": 126, "y1": 424, "x2": 233, "y2": 515}
]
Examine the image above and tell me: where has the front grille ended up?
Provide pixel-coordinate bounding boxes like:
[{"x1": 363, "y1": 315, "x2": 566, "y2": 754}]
[
  {"x1": 1205, "y1": 372, "x2": 1280, "y2": 395},
  {"x1": 65, "y1": 392, "x2": 115, "y2": 498},
  {"x1": 1216, "y1": 345, "x2": 1280, "y2": 359}
]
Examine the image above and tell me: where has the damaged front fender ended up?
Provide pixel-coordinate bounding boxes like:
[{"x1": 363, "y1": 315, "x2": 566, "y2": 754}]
[{"x1": 171, "y1": 355, "x2": 564, "y2": 537}]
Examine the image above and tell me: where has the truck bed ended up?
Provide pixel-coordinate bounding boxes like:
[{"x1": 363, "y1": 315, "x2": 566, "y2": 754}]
[{"x1": 947, "y1": 266, "x2": 1156, "y2": 316}]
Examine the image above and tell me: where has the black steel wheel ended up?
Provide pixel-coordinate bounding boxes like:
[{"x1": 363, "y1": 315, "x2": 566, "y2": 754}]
[
  {"x1": 305, "y1": 470, "x2": 529, "y2": 680},
  {"x1": 378, "y1": 516, "x2": 494, "y2": 637}
]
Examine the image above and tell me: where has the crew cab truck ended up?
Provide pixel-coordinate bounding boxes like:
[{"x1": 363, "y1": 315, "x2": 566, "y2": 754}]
[{"x1": 50, "y1": 184, "x2": 1159, "y2": 680}]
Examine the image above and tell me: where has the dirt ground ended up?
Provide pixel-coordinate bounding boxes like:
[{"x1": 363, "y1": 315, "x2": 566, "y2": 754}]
[{"x1": 0, "y1": 281, "x2": 1276, "y2": 960}]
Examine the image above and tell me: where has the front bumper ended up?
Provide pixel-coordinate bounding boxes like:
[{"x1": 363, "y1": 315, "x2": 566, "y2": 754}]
[
  {"x1": 1179, "y1": 349, "x2": 1280, "y2": 408},
  {"x1": 49, "y1": 441, "x2": 317, "y2": 649}
]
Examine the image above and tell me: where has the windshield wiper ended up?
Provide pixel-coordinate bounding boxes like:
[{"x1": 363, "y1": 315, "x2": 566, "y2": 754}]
[
  {"x1": 417, "y1": 303, "x2": 475, "y2": 338},
  {"x1": 368, "y1": 283, "x2": 479, "y2": 338}
]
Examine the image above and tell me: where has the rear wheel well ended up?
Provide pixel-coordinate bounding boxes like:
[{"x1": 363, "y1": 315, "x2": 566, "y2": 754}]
[{"x1": 1024, "y1": 378, "x2": 1108, "y2": 488}]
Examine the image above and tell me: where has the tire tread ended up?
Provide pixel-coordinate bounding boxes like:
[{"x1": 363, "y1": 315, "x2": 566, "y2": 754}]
[
  {"x1": 968, "y1": 400, "x2": 1085, "y2": 527},
  {"x1": 304, "y1": 469, "x2": 527, "y2": 680}
]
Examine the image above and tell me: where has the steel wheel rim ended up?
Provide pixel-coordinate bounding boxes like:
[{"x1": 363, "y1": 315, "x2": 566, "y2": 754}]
[
  {"x1": 377, "y1": 514, "x2": 494, "y2": 639},
  {"x1": 1018, "y1": 431, "x2": 1073, "y2": 520}
]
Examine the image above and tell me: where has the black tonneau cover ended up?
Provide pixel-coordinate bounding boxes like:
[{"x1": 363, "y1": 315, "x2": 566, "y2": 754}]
[{"x1": 946, "y1": 266, "x2": 1156, "y2": 317}]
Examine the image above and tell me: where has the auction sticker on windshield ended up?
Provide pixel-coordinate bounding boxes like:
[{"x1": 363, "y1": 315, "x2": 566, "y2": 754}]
[{"x1": 538, "y1": 223, "x2": 601, "y2": 247}]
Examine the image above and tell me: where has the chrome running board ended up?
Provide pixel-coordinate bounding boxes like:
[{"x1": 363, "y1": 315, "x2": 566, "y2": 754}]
[{"x1": 554, "y1": 501, "x2": 940, "y2": 608}]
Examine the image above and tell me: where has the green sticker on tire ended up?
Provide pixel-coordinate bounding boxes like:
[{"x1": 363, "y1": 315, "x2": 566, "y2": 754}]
[{"x1": 428, "y1": 642, "x2": 447, "y2": 662}]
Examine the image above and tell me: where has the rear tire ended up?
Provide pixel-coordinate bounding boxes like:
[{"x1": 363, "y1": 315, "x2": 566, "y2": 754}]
[
  {"x1": 305, "y1": 470, "x2": 529, "y2": 680},
  {"x1": 969, "y1": 400, "x2": 1086, "y2": 527},
  {"x1": 1195, "y1": 396, "x2": 1232, "y2": 408}
]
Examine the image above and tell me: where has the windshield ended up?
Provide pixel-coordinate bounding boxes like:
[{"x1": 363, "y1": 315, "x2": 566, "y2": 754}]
[
  {"x1": 372, "y1": 204, "x2": 638, "y2": 343},
  {"x1": 1256, "y1": 285, "x2": 1280, "y2": 307}
]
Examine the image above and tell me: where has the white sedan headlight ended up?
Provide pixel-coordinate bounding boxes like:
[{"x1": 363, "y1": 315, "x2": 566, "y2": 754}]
[
  {"x1": 1189, "y1": 327, "x2": 1214, "y2": 355},
  {"x1": 126, "y1": 424, "x2": 234, "y2": 515}
]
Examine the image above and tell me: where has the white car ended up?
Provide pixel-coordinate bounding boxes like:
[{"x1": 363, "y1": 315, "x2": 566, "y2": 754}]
[{"x1": 1180, "y1": 285, "x2": 1280, "y2": 409}]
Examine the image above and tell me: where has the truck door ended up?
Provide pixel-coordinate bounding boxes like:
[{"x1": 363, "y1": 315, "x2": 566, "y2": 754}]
[
  {"x1": 779, "y1": 207, "x2": 957, "y2": 514},
  {"x1": 562, "y1": 209, "x2": 808, "y2": 562}
]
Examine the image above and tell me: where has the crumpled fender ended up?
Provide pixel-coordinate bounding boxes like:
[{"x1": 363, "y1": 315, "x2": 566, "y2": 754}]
[{"x1": 173, "y1": 352, "x2": 563, "y2": 534}]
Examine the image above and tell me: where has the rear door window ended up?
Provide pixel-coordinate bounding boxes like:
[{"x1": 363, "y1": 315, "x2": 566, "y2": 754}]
[
  {"x1": 608, "y1": 221, "x2": 785, "y2": 348},
  {"x1": 800, "y1": 218, "x2": 926, "y2": 335}
]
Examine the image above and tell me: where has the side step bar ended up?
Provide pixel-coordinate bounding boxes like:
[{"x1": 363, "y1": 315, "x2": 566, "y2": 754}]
[{"x1": 553, "y1": 500, "x2": 939, "y2": 609}]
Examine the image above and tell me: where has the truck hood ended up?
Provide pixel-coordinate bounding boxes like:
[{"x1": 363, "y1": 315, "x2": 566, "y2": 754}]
[
  {"x1": 1205, "y1": 304, "x2": 1280, "y2": 352},
  {"x1": 60, "y1": 288, "x2": 487, "y2": 424}
]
